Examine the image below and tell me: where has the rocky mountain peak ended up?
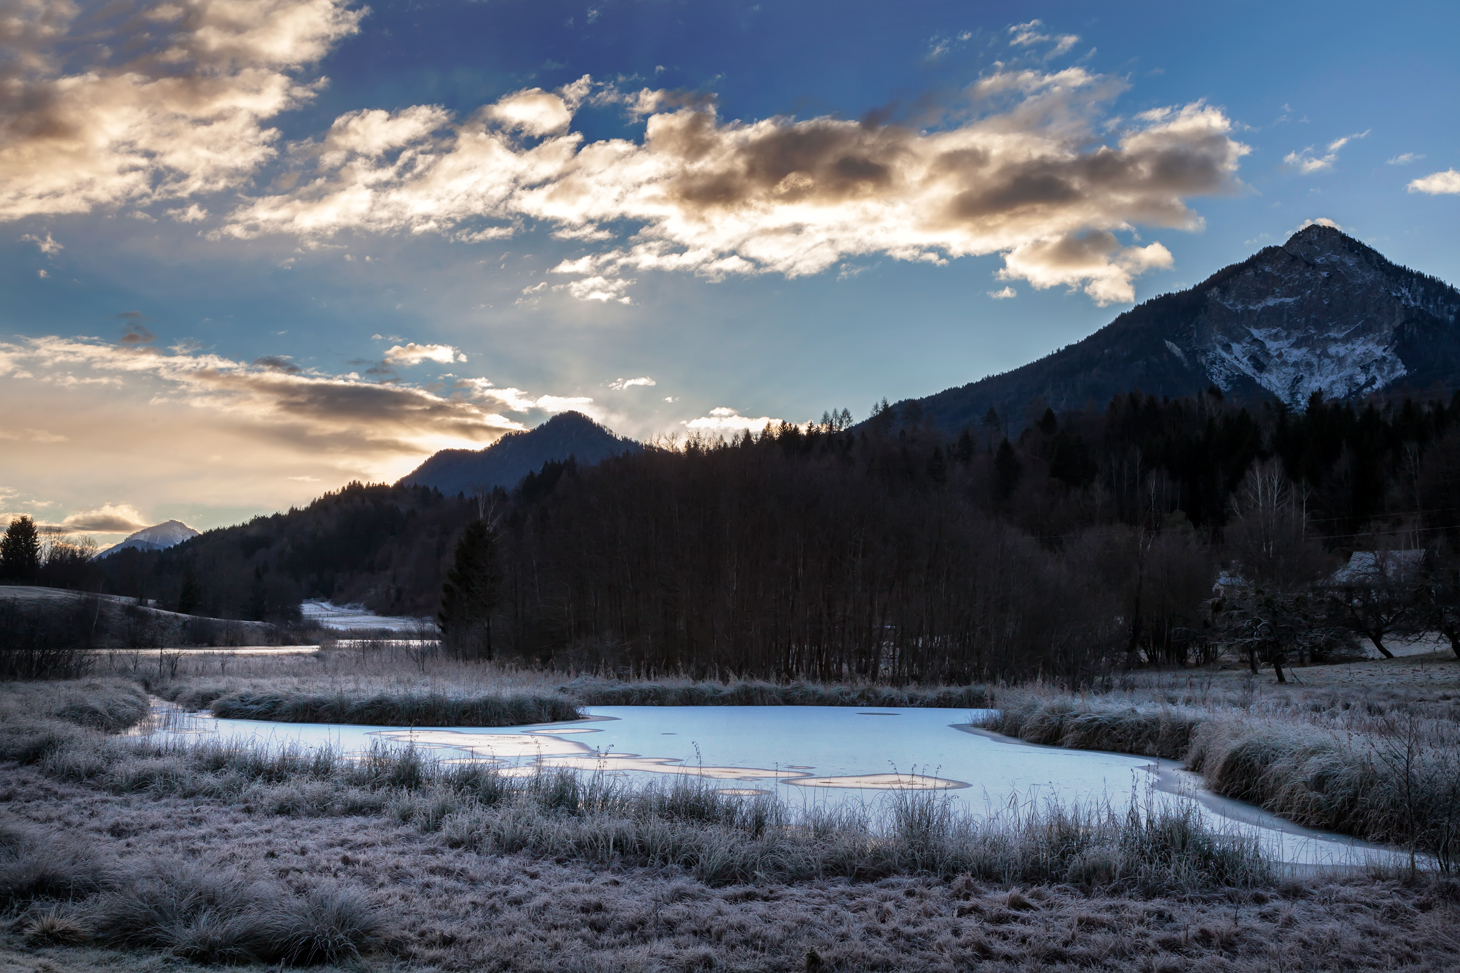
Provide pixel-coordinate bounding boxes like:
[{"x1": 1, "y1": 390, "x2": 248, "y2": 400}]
[{"x1": 901, "y1": 228, "x2": 1460, "y2": 433}]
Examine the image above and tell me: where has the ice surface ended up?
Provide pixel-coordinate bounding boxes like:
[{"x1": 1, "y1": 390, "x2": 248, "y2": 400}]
[{"x1": 148, "y1": 704, "x2": 1414, "y2": 869}]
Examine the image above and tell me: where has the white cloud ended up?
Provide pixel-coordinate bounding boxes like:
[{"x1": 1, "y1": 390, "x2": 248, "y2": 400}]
[
  {"x1": 1284, "y1": 129, "x2": 1369, "y2": 174},
  {"x1": 21, "y1": 232, "x2": 62, "y2": 255},
  {"x1": 59, "y1": 502, "x2": 150, "y2": 534},
  {"x1": 219, "y1": 70, "x2": 1247, "y2": 306},
  {"x1": 0, "y1": 334, "x2": 530, "y2": 460},
  {"x1": 558, "y1": 276, "x2": 635, "y2": 304},
  {"x1": 384, "y1": 343, "x2": 465, "y2": 365},
  {"x1": 988, "y1": 286, "x2": 1017, "y2": 299},
  {"x1": 1008, "y1": 20, "x2": 1079, "y2": 57},
  {"x1": 1298, "y1": 217, "x2": 1343, "y2": 231},
  {"x1": 684, "y1": 407, "x2": 778, "y2": 433},
  {"x1": 1386, "y1": 153, "x2": 1423, "y2": 166},
  {"x1": 166, "y1": 204, "x2": 211, "y2": 223},
  {"x1": 609, "y1": 376, "x2": 656, "y2": 390},
  {"x1": 1409, "y1": 169, "x2": 1460, "y2": 195},
  {"x1": 0, "y1": 0, "x2": 363, "y2": 221}
]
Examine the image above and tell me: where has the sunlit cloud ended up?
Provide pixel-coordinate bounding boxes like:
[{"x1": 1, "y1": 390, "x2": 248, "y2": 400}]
[
  {"x1": 55, "y1": 502, "x2": 150, "y2": 534},
  {"x1": 0, "y1": 335, "x2": 531, "y2": 465},
  {"x1": 21, "y1": 232, "x2": 62, "y2": 255},
  {"x1": 384, "y1": 343, "x2": 466, "y2": 365},
  {"x1": 1284, "y1": 130, "x2": 1369, "y2": 174},
  {"x1": 684, "y1": 407, "x2": 779, "y2": 433},
  {"x1": 220, "y1": 69, "x2": 1247, "y2": 306},
  {"x1": 1008, "y1": 20, "x2": 1079, "y2": 57},
  {"x1": 1409, "y1": 169, "x2": 1460, "y2": 195},
  {"x1": 988, "y1": 286, "x2": 1017, "y2": 299},
  {"x1": 1386, "y1": 153, "x2": 1423, "y2": 166},
  {"x1": 0, "y1": 0, "x2": 364, "y2": 220},
  {"x1": 609, "y1": 376, "x2": 656, "y2": 390}
]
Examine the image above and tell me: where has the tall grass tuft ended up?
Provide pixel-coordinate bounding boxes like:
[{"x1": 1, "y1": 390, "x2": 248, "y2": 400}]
[
  {"x1": 562, "y1": 676, "x2": 990, "y2": 709},
  {"x1": 205, "y1": 687, "x2": 582, "y2": 726},
  {"x1": 84, "y1": 859, "x2": 385, "y2": 965}
]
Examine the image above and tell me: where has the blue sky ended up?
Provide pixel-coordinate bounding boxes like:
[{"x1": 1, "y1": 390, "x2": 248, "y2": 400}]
[{"x1": 2, "y1": 0, "x2": 1458, "y2": 539}]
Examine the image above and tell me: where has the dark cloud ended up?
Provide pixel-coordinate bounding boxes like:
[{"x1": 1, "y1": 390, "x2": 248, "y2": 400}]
[{"x1": 253, "y1": 355, "x2": 302, "y2": 374}]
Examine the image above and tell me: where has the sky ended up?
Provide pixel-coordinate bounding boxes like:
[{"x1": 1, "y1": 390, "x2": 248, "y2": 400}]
[{"x1": 2, "y1": 0, "x2": 1459, "y2": 542}]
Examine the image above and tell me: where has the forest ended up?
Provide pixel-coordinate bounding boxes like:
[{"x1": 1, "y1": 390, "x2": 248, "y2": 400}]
[{"x1": 15, "y1": 386, "x2": 1460, "y2": 681}]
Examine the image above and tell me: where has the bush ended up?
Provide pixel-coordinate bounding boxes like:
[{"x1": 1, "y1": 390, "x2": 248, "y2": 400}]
[{"x1": 0, "y1": 598, "x2": 99, "y2": 680}]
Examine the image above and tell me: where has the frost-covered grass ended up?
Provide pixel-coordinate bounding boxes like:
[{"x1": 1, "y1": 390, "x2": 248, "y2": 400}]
[
  {"x1": 6, "y1": 678, "x2": 1460, "y2": 971},
  {"x1": 983, "y1": 678, "x2": 1460, "y2": 870},
  {"x1": 137, "y1": 647, "x2": 989, "y2": 727}
]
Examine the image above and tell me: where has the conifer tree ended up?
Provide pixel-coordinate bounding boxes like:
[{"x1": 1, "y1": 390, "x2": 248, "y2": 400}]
[
  {"x1": 439, "y1": 518, "x2": 501, "y2": 660},
  {"x1": 0, "y1": 516, "x2": 41, "y2": 583}
]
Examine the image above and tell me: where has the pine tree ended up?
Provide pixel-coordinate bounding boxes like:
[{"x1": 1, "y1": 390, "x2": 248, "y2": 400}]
[
  {"x1": 438, "y1": 519, "x2": 501, "y2": 660},
  {"x1": 0, "y1": 516, "x2": 42, "y2": 583}
]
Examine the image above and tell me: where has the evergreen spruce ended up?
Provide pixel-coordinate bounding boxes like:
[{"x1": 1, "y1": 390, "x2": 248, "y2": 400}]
[
  {"x1": 439, "y1": 519, "x2": 501, "y2": 660},
  {"x1": 0, "y1": 516, "x2": 42, "y2": 583}
]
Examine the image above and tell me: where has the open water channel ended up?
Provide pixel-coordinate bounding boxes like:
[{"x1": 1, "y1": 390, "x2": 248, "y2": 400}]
[{"x1": 151, "y1": 703, "x2": 1409, "y2": 871}]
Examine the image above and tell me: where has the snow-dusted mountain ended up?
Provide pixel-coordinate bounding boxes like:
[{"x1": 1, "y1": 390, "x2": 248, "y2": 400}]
[
  {"x1": 98, "y1": 519, "x2": 200, "y2": 558},
  {"x1": 904, "y1": 225, "x2": 1460, "y2": 431}
]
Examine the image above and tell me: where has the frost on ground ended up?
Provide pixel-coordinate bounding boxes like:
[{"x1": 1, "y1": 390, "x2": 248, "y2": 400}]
[{"x1": 3, "y1": 765, "x2": 1460, "y2": 972}]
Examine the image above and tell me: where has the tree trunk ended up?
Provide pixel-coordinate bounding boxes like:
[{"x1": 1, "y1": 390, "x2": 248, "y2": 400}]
[
  {"x1": 1368, "y1": 632, "x2": 1395, "y2": 659},
  {"x1": 1248, "y1": 645, "x2": 1260, "y2": 675},
  {"x1": 1271, "y1": 650, "x2": 1287, "y2": 684}
]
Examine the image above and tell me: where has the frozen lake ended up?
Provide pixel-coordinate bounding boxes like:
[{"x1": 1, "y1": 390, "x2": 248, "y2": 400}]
[{"x1": 152, "y1": 704, "x2": 1409, "y2": 870}]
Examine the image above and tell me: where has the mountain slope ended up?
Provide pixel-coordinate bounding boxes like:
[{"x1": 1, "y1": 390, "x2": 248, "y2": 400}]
[
  {"x1": 909, "y1": 225, "x2": 1460, "y2": 432},
  {"x1": 98, "y1": 520, "x2": 199, "y2": 558},
  {"x1": 399, "y1": 411, "x2": 639, "y2": 496}
]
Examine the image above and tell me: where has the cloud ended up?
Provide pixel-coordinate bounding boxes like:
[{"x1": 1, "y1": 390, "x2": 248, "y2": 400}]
[
  {"x1": 1008, "y1": 20, "x2": 1079, "y2": 57},
  {"x1": 1284, "y1": 129, "x2": 1369, "y2": 174},
  {"x1": 988, "y1": 286, "x2": 1017, "y2": 299},
  {"x1": 1298, "y1": 217, "x2": 1343, "y2": 231},
  {"x1": 0, "y1": 0, "x2": 363, "y2": 221},
  {"x1": 384, "y1": 343, "x2": 465, "y2": 365},
  {"x1": 609, "y1": 376, "x2": 656, "y2": 390},
  {"x1": 253, "y1": 355, "x2": 302, "y2": 373},
  {"x1": 684, "y1": 407, "x2": 778, "y2": 433},
  {"x1": 0, "y1": 334, "x2": 532, "y2": 462},
  {"x1": 21, "y1": 232, "x2": 62, "y2": 255},
  {"x1": 1386, "y1": 153, "x2": 1423, "y2": 166},
  {"x1": 559, "y1": 276, "x2": 634, "y2": 304},
  {"x1": 219, "y1": 70, "x2": 1247, "y2": 306},
  {"x1": 58, "y1": 502, "x2": 150, "y2": 534},
  {"x1": 1408, "y1": 169, "x2": 1460, "y2": 195}
]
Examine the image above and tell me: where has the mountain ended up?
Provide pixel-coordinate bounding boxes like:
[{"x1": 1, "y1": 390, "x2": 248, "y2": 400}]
[
  {"x1": 98, "y1": 520, "x2": 200, "y2": 558},
  {"x1": 907, "y1": 225, "x2": 1460, "y2": 432},
  {"x1": 399, "y1": 411, "x2": 640, "y2": 496}
]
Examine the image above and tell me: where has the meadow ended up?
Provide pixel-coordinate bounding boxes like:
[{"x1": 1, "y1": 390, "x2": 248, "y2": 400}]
[{"x1": 3, "y1": 647, "x2": 1460, "y2": 970}]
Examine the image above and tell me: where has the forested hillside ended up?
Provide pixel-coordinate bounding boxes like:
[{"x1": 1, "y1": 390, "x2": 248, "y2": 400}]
[
  {"x1": 98, "y1": 484, "x2": 475, "y2": 621},
  {"x1": 91, "y1": 388, "x2": 1460, "y2": 683},
  {"x1": 476, "y1": 388, "x2": 1460, "y2": 681}
]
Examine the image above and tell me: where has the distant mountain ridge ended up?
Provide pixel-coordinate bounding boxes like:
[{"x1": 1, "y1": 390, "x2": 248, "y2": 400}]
[
  {"x1": 905, "y1": 225, "x2": 1460, "y2": 432},
  {"x1": 400, "y1": 411, "x2": 640, "y2": 496},
  {"x1": 98, "y1": 519, "x2": 199, "y2": 558}
]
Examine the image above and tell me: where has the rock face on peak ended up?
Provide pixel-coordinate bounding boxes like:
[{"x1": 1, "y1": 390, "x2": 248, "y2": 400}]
[
  {"x1": 399, "y1": 411, "x2": 640, "y2": 496},
  {"x1": 98, "y1": 520, "x2": 200, "y2": 558},
  {"x1": 910, "y1": 225, "x2": 1460, "y2": 431}
]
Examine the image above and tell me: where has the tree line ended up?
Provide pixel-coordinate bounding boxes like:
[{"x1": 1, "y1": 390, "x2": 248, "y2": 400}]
[
  {"x1": 15, "y1": 384, "x2": 1460, "y2": 683},
  {"x1": 437, "y1": 388, "x2": 1460, "y2": 682}
]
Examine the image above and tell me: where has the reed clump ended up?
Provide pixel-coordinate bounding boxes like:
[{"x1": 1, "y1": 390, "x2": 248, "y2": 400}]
[
  {"x1": 202, "y1": 687, "x2": 582, "y2": 726},
  {"x1": 985, "y1": 685, "x2": 1460, "y2": 870},
  {"x1": 1, "y1": 826, "x2": 385, "y2": 966},
  {"x1": 561, "y1": 675, "x2": 990, "y2": 708}
]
